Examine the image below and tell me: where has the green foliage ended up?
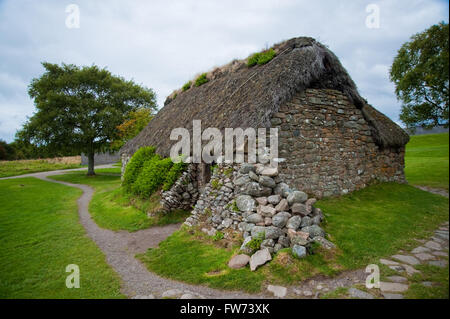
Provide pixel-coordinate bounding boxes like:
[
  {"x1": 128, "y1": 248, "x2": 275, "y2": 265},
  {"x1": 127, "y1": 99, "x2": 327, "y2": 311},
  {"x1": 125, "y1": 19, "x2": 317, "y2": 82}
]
[
  {"x1": 22, "y1": 62, "x2": 157, "y2": 175},
  {"x1": 213, "y1": 231, "x2": 224, "y2": 241},
  {"x1": 182, "y1": 81, "x2": 192, "y2": 91},
  {"x1": 194, "y1": 73, "x2": 209, "y2": 87},
  {"x1": 245, "y1": 232, "x2": 265, "y2": 253},
  {"x1": 111, "y1": 108, "x2": 153, "y2": 150},
  {"x1": 132, "y1": 157, "x2": 173, "y2": 197},
  {"x1": 211, "y1": 179, "x2": 222, "y2": 190},
  {"x1": 390, "y1": 22, "x2": 449, "y2": 129},
  {"x1": 247, "y1": 48, "x2": 276, "y2": 67},
  {"x1": 162, "y1": 161, "x2": 187, "y2": 191},
  {"x1": 122, "y1": 146, "x2": 156, "y2": 191},
  {"x1": 123, "y1": 146, "x2": 187, "y2": 198}
]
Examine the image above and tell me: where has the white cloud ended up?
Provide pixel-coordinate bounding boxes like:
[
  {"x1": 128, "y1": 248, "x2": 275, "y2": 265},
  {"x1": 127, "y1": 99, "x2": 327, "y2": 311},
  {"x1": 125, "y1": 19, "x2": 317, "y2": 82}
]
[{"x1": 0, "y1": 0, "x2": 448, "y2": 142}]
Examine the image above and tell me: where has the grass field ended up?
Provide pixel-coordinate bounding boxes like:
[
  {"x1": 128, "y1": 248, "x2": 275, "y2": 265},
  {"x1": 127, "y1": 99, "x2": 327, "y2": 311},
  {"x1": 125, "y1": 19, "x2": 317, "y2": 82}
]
[
  {"x1": 404, "y1": 132, "x2": 449, "y2": 190},
  {"x1": 0, "y1": 156, "x2": 83, "y2": 178},
  {"x1": 0, "y1": 177, "x2": 124, "y2": 298},
  {"x1": 50, "y1": 172, "x2": 190, "y2": 232},
  {"x1": 139, "y1": 183, "x2": 449, "y2": 293}
]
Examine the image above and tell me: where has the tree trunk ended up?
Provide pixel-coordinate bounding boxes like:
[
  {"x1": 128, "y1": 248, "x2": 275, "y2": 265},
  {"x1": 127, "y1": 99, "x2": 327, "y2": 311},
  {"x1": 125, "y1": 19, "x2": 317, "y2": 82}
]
[{"x1": 87, "y1": 151, "x2": 95, "y2": 176}]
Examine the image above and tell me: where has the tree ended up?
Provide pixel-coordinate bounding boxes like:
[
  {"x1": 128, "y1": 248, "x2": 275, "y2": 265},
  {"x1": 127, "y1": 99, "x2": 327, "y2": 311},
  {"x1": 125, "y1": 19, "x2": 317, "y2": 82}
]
[
  {"x1": 110, "y1": 107, "x2": 153, "y2": 150},
  {"x1": 24, "y1": 63, "x2": 157, "y2": 175},
  {"x1": 390, "y1": 22, "x2": 449, "y2": 130}
]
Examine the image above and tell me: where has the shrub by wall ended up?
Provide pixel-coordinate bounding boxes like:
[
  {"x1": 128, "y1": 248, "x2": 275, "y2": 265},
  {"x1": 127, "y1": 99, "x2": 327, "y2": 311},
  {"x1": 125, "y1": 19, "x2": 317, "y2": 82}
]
[{"x1": 123, "y1": 146, "x2": 187, "y2": 198}]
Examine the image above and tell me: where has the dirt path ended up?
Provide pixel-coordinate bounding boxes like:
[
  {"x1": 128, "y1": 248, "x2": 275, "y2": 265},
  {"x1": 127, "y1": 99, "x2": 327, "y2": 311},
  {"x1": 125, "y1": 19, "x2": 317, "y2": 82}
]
[
  {"x1": 2, "y1": 167, "x2": 260, "y2": 298},
  {"x1": 2, "y1": 169, "x2": 448, "y2": 299}
]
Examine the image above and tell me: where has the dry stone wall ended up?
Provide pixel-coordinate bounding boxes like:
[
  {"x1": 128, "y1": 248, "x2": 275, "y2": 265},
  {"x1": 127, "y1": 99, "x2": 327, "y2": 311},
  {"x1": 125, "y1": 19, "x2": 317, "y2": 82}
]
[
  {"x1": 160, "y1": 164, "x2": 199, "y2": 212},
  {"x1": 275, "y1": 89, "x2": 406, "y2": 198},
  {"x1": 185, "y1": 162, "x2": 334, "y2": 269}
]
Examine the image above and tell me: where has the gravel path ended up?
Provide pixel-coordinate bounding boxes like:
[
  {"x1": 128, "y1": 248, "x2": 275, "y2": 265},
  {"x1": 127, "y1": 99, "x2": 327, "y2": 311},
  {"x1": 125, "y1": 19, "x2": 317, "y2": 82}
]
[{"x1": 1, "y1": 167, "x2": 260, "y2": 299}]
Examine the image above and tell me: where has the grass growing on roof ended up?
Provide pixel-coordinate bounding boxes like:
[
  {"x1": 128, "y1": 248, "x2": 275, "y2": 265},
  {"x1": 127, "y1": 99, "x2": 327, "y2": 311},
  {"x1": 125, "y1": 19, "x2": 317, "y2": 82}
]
[
  {"x1": 182, "y1": 81, "x2": 192, "y2": 91},
  {"x1": 404, "y1": 132, "x2": 449, "y2": 190},
  {"x1": 0, "y1": 177, "x2": 124, "y2": 298},
  {"x1": 247, "y1": 48, "x2": 276, "y2": 67},
  {"x1": 50, "y1": 172, "x2": 190, "y2": 232},
  {"x1": 194, "y1": 73, "x2": 209, "y2": 87}
]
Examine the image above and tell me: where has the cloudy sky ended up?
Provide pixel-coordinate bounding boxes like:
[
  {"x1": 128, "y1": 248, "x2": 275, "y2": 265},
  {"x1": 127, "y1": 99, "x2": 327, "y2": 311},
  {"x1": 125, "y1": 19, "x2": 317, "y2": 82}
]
[{"x1": 0, "y1": 0, "x2": 448, "y2": 142}]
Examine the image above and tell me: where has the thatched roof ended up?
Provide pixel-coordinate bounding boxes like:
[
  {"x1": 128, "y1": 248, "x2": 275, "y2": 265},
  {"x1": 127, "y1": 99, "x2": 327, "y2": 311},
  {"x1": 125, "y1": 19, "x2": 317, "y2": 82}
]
[{"x1": 121, "y1": 37, "x2": 409, "y2": 157}]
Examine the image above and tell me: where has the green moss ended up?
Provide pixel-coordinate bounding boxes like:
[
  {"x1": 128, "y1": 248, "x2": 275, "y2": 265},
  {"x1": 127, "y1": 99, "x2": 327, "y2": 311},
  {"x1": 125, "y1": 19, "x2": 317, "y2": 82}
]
[
  {"x1": 213, "y1": 231, "x2": 224, "y2": 241},
  {"x1": 194, "y1": 73, "x2": 209, "y2": 87},
  {"x1": 247, "y1": 48, "x2": 276, "y2": 67},
  {"x1": 182, "y1": 81, "x2": 191, "y2": 91}
]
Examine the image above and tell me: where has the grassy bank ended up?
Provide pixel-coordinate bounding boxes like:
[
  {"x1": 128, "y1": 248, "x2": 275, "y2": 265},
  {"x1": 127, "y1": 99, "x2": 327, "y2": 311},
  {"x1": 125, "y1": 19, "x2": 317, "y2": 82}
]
[
  {"x1": 0, "y1": 156, "x2": 83, "y2": 178},
  {"x1": 139, "y1": 183, "x2": 449, "y2": 292},
  {"x1": 405, "y1": 132, "x2": 449, "y2": 190},
  {"x1": 0, "y1": 177, "x2": 124, "y2": 298},
  {"x1": 49, "y1": 172, "x2": 190, "y2": 232}
]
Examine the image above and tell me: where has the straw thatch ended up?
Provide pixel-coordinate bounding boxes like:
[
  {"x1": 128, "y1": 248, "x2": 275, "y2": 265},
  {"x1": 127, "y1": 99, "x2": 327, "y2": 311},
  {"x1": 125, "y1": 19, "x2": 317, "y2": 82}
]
[{"x1": 121, "y1": 37, "x2": 409, "y2": 157}]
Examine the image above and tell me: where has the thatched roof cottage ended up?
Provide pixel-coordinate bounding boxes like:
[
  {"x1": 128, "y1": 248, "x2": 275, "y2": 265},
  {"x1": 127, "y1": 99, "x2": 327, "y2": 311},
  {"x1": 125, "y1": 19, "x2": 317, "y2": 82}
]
[{"x1": 120, "y1": 36, "x2": 409, "y2": 199}]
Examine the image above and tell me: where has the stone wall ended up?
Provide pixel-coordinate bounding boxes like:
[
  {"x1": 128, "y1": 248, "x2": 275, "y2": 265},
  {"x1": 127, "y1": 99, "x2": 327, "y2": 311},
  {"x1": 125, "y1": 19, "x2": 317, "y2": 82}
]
[
  {"x1": 275, "y1": 89, "x2": 406, "y2": 198},
  {"x1": 185, "y1": 163, "x2": 333, "y2": 262},
  {"x1": 160, "y1": 164, "x2": 199, "y2": 212},
  {"x1": 81, "y1": 151, "x2": 120, "y2": 165}
]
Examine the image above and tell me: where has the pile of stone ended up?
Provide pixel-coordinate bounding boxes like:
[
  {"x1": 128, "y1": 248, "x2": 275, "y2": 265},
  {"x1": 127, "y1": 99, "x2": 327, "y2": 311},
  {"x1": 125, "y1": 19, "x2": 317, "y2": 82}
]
[
  {"x1": 185, "y1": 162, "x2": 335, "y2": 271},
  {"x1": 160, "y1": 164, "x2": 199, "y2": 212}
]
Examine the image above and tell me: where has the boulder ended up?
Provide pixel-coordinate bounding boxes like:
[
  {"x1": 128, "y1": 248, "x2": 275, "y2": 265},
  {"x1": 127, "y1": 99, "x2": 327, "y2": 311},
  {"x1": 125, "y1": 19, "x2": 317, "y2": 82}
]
[
  {"x1": 243, "y1": 182, "x2": 272, "y2": 197},
  {"x1": 259, "y1": 176, "x2": 276, "y2": 188},
  {"x1": 260, "y1": 167, "x2": 278, "y2": 177},
  {"x1": 259, "y1": 205, "x2": 277, "y2": 217},
  {"x1": 246, "y1": 213, "x2": 264, "y2": 224},
  {"x1": 228, "y1": 254, "x2": 250, "y2": 269},
  {"x1": 275, "y1": 198, "x2": 289, "y2": 212},
  {"x1": 267, "y1": 285, "x2": 287, "y2": 298},
  {"x1": 235, "y1": 195, "x2": 256, "y2": 212},
  {"x1": 301, "y1": 225, "x2": 325, "y2": 238},
  {"x1": 234, "y1": 175, "x2": 251, "y2": 186},
  {"x1": 278, "y1": 235, "x2": 290, "y2": 248},
  {"x1": 239, "y1": 236, "x2": 253, "y2": 255},
  {"x1": 312, "y1": 236, "x2": 335, "y2": 249},
  {"x1": 291, "y1": 203, "x2": 308, "y2": 216},
  {"x1": 300, "y1": 216, "x2": 312, "y2": 227},
  {"x1": 272, "y1": 212, "x2": 291, "y2": 228},
  {"x1": 255, "y1": 197, "x2": 268, "y2": 205},
  {"x1": 291, "y1": 236, "x2": 309, "y2": 247},
  {"x1": 250, "y1": 248, "x2": 272, "y2": 271},
  {"x1": 287, "y1": 191, "x2": 308, "y2": 205},
  {"x1": 249, "y1": 170, "x2": 259, "y2": 181},
  {"x1": 267, "y1": 194, "x2": 281, "y2": 205},
  {"x1": 286, "y1": 216, "x2": 302, "y2": 230},
  {"x1": 251, "y1": 226, "x2": 266, "y2": 238},
  {"x1": 265, "y1": 226, "x2": 284, "y2": 239},
  {"x1": 274, "y1": 183, "x2": 291, "y2": 198},
  {"x1": 239, "y1": 163, "x2": 256, "y2": 174},
  {"x1": 292, "y1": 245, "x2": 307, "y2": 259}
]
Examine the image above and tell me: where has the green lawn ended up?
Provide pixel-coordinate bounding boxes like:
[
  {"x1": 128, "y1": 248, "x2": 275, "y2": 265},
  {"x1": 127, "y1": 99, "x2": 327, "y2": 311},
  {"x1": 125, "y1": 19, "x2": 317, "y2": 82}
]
[
  {"x1": 49, "y1": 172, "x2": 190, "y2": 232},
  {"x1": 0, "y1": 158, "x2": 82, "y2": 178},
  {"x1": 139, "y1": 183, "x2": 449, "y2": 293},
  {"x1": 405, "y1": 132, "x2": 449, "y2": 190},
  {"x1": 0, "y1": 177, "x2": 124, "y2": 298}
]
